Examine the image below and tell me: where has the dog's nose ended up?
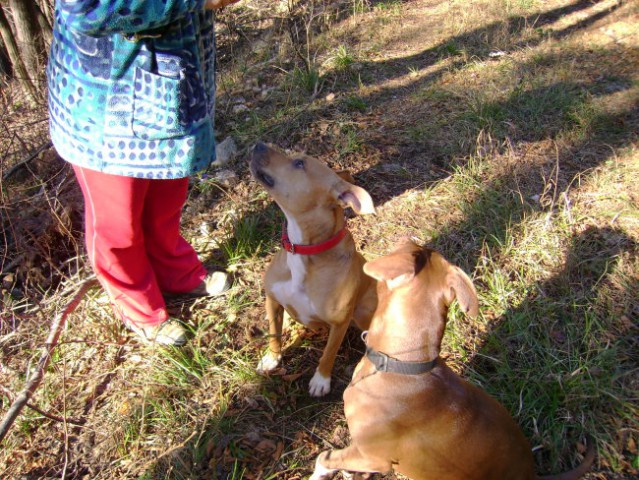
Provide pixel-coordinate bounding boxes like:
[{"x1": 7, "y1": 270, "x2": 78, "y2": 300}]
[
  {"x1": 253, "y1": 142, "x2": 268, "y2": 155},
  {"x1": 251, "y1": 142, "x2": 269, "y2": 166}
]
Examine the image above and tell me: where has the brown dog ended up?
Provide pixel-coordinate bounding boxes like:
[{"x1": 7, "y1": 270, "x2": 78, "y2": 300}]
[
  {"x1": 310, "y1": 238, "x2": 595, "y2": 479},
  {"x1": 249, "y1": 142, "x2": 377, "y2": 397}
]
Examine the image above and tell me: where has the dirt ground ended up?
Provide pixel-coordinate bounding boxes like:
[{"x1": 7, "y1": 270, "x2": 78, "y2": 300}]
[{"x1": 1, "y1": 0, "x2": 638, "y2": 479}]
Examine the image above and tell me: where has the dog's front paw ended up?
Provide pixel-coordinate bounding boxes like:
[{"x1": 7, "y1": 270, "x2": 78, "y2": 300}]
[
  {"x1": 309, "y1": 451, "x2": 336, "y2": 480},
  {"x1": 257, "y1": 351, "x2": 282, "y2": 373},
  {"x1": 309, "y1": 369, "x2": 331, "y2": 397}
]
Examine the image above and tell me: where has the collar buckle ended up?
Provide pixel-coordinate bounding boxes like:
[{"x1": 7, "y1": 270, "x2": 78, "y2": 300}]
[
  {"x1": 366, "y1": 346, "x2": 389, "y2": 372},
  {"x1": 376, "y1": 351, "x2": 389, "y2": 372}
]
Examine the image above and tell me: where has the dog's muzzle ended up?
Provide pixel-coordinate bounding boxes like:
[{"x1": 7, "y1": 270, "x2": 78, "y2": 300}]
[
  {"x1": 250, "y1": 143, "x2": 275, "y2": 187},
  {"x1": 254, "y1": 168, "x2": 274, "y2": 188}
]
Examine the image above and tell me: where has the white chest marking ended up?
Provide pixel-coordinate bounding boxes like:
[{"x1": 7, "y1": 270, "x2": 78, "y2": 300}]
[{"x1": 271, "y1": 215, "x2": 318, "y2": 325}]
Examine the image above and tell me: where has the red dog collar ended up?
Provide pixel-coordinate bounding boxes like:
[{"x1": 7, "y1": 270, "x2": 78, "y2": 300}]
[{"x1": 281, "y1": 223, "x2": 348, "y2": 255}]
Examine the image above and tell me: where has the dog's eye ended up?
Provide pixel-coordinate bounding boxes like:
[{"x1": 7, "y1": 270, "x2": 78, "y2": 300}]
[{"x1": 293, "y1": 158, "x2": 305, "y2": 169}]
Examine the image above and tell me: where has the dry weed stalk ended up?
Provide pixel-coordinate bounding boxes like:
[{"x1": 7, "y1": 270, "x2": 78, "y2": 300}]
[{"x1": 0, "y1": 277, "x2": 96, "y2": 444}]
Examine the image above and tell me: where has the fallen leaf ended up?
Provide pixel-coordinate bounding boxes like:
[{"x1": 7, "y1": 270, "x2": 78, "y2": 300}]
[
  {"x1": 255, "y1": 438, "x2": 277, "y2": 453},
  {"x1": 273, "y1": 441, "x2": 284, "y2": 461},
  {"x1": 282, "y1": 372, "x2": 304, "y2": 382}
]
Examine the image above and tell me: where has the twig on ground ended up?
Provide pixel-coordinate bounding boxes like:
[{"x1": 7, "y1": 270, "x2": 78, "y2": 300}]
[
  {"x1": 2, "y1": 140, "x2": 53, "y2": 181},
  {"x1": 0, "y1": 385, "x2": 85, "y2": 426},
  {"x1": 0, "y1": 277, "x2": 97, "y2": 443}
]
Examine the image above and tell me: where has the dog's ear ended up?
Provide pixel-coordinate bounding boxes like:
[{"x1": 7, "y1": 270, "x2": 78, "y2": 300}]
[
  {"x1": 446, "y1": 266, "x2": 479, "y2": 318},
  {"x1": 364, "y1": 252, "x2": 415, "y2": 289},
  {"x1": 332, "y1": 181, "x2": 375, "y2": 215}
]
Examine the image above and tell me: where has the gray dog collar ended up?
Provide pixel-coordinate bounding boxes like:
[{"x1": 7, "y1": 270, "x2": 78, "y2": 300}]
[{"x1": 365, "y1": 346, "x2": 438, "y2": 375}]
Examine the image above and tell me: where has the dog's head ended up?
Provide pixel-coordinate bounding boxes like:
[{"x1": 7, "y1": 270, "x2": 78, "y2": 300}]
[
  {"x1": 249, "y1": 142, "x2": 375, "y2": 217},
  {"x1": 363, "y1": 238, "x2": 478, "y2": 353}
]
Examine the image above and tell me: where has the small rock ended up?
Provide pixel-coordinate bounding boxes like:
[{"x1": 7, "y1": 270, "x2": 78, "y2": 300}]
[
  {"x1": 232, "y1": 103, "x2": 249, "y2": 114},
  {"x1": 2, "y1": 273, "x2": 15, "y2": 289},
  {"x1": 213, "y1": 137, "x2": 238, "y2": 166},
  {"x1": 200, "y1": 222, "x2": 211, "y2": 235},
  {"x1": 213, "y1": 169, "x2": 239, "y2": 188}
]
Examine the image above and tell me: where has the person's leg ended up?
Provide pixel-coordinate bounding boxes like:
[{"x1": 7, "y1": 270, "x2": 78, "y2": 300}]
[
  {"x1": 72, "y1": 165, "x2": 168, "y2": 328},
  {"x1": 143, "y1": 178, "x2": 231, "y2": 297},
  {"x1": 141, "y1": 177, "x2": 207, "y2": 294}
]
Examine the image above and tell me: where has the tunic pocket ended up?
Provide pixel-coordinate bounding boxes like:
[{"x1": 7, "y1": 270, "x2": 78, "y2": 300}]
[{"x1": 131, "y1": 65, "x2": 189, "y2": 140}]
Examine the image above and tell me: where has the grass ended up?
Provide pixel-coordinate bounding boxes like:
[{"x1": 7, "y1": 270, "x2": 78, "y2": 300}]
[{"x1": 1, "y1": 0, "x2": 638, "y2": 478}]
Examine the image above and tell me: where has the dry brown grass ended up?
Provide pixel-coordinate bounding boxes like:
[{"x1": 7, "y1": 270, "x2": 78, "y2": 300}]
[{"x1": 1, "y1": 0, "x2": 638, "y2": 478}]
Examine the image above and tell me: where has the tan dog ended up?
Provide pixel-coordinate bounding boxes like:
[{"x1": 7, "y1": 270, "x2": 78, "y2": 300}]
[
  {"x1": 311, "y1": 238, "x2": 595, "y2": 479},
  {"x1": 249, "y1": 142, "x2": 377, "y2": 397}
]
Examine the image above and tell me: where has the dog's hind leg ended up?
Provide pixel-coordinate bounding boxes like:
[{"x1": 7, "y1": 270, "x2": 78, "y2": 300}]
[
  {"x1": 352, "y1": 286, "x2": 376, "y2": 331},
  {"x1": 310, "y1": 447, "x2": 391, "y2": 480}
]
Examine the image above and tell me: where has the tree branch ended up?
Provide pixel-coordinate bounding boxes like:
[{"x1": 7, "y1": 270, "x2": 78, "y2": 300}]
[
  {"x1": 2, "y1": 140, "x2": 52, "y2": 181},
  {"x1": 0, "y1": 385, "x2": 85, "y2": 426},
  {"x1": 0, "y1": 278, "x2": 97, "y2": 443}
]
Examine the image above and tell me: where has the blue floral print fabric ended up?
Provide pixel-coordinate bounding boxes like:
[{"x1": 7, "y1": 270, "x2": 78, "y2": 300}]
[{"x1": 47, "y1": 0, "x2": 218, "y2": 179}]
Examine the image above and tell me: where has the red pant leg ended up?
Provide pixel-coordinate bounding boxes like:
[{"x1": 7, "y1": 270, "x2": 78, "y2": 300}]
[
  {"x1": 142, "y1": 177, "x2": 206, "y2": 293},
  {"x1": 73, "y1": 165, "x2": 168, "y2": 328}
]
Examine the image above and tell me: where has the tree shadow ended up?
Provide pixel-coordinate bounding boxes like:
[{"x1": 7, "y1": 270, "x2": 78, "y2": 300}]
[
  {"x1": 395, "y1": 68, "x2": 636, "y2": 282},
  {"x1": 460, "y1": 225, "x2": 638, "y2": 473},
  {"x1": 136, "y1": 1, "x2": 637, "y2": 478},
  {"x1": 353, "y1": 43, "x2": 637, "y2": 205},
  {"x1": 210, "y1": 0, "x2": 632, "y2": 204},
  {"x1": 214, "y1": 0, "x2": 629, "y2": 210}
]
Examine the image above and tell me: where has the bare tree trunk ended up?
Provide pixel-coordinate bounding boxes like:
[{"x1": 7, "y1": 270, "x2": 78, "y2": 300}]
[
  {"x1": 34, "y1": 1, "x2": 53, "y2": 50},
  {"x1": 0, "y1": 6, "x2": 39, "y2": 105},
  {"x1": 0, "y1": 42, "x2": 9, "y2": 78},
  {"x1": 36, "y1": 0, "x2": 55, "y2": 28},
  {"x1": 8, "y1": 0, "x2": 47, "y2": 88}
]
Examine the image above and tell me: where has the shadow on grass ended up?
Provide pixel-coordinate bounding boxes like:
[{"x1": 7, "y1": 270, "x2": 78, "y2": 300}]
[
  {"x1": 461, "y1": 225, "x2": 638, "y2": 474},
  {"x1": 211, "y1": 0, "x2": 634, "y2": 204},
  {"x1": 257, "y1": 1, "x2": 614, "y2": 125},
  {"x1": 137, "y1": 2, "x2": 636, "y2": 478},
  {"x1": 355, "y1": 44, "x2": 637, "y2": 203},
  {"x1": 220, "y1": 0, "x2": 630, "y2": 208}
]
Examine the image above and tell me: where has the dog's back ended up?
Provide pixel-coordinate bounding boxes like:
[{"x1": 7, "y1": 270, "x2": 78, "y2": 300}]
[
  {"x1": 312, "y1": 238, "x2": 593, "y2": 479},
  {"x1": 344, "y1": 360, "x2": 536, "y2": 479}
]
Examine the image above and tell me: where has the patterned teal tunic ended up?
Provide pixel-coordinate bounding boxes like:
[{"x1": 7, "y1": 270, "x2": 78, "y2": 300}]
[{"x1": 47, "y1": 0, "x2": 217, "y2": 179}]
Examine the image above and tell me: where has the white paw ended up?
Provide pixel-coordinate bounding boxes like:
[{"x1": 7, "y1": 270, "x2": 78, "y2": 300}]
[
  {"x1": 257, "y1": 351, "x2": 282, "y2": 373},
  {"x1": 309, "y1": 452, "x2": 336, "y2": 480},
  {"x1": 309, "y1": 369, "x2": 331, "y2": 397}
]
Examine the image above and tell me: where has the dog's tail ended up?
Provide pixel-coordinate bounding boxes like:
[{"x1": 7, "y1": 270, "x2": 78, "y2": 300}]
[{"x1": 537, "y1": 435, "x2": 595, "y2": 480}]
